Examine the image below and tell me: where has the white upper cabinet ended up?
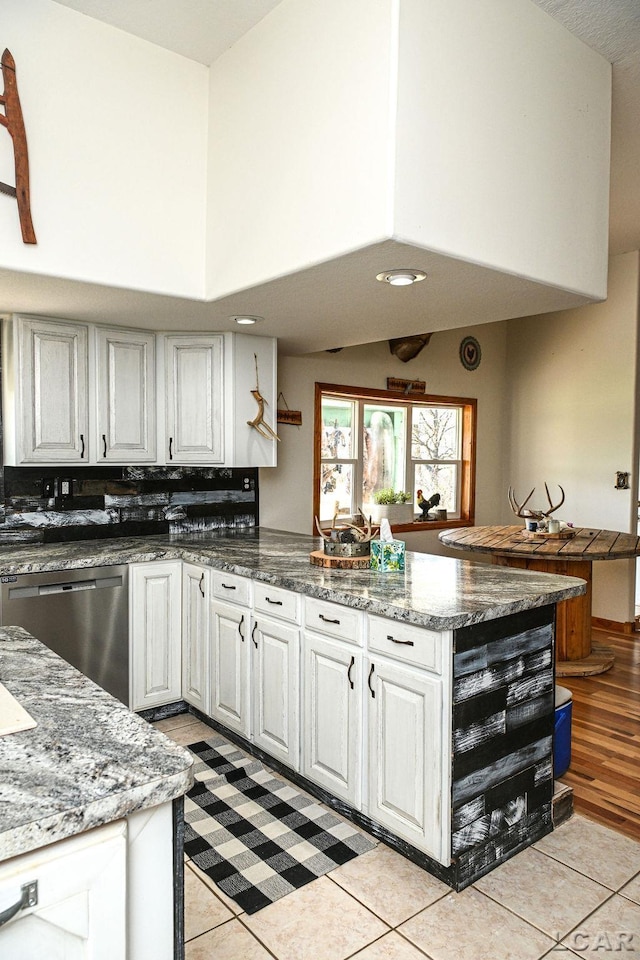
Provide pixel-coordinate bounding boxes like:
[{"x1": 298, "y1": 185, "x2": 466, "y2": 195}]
[
  {"x1": 2, "y1": 317, "x2": 278, "y2": 468},
  {"x1": 4, "y1": 316, "x2": 90, "y2": 464},
  {"x1": 96, "y1": 326, "x2": 156, "y2": 462},
  {"x1": 163, "y1": 335, "x2": 224, "y2": 464}
]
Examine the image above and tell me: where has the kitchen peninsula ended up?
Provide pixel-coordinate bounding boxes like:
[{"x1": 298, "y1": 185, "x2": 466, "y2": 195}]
[
  {"x1": 0, "y1": 529, "x2": 586, "y2": 895},
  {"x1": 0, "y1": 625, "x2": 194, "y2": 957}
]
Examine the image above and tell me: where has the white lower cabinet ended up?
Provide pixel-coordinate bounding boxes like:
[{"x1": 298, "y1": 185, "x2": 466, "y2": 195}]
[
  {"x1": 0, "y1": 821, "x2": 127, "y2": 959},
  {"x1": 210, "y1": 598, "x2": 251, "y2": 738},
  {"x1": 182, "y1": 563, "x2": 210, "y2": 713},
  {"x1": 130, "y1": 560, "x2": 182, "y2": 711},
  {"x1": 252, "y1": 615, "x2": 300, "y2": 769},
  {"x1": 367, "y1": 656, "x2": 446, "y2": 862},
  {"x1": 302, "y1": 631, "x2": 362, "y2": 806}
]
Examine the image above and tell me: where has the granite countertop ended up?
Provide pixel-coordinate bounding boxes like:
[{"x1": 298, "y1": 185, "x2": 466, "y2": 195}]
[
  {"x1": 0, "y1": 527, "x2": 586, "y2": 631},
  {"x1": 0, "y1": 626, "x2": 194, "y2": 863}
]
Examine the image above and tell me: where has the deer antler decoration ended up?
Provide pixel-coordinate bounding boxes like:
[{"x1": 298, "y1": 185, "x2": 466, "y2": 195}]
[
  {"x1": 508, "y1": 483, "x2": 565, "y2": 520},
  {"x1": 247, "y1": 353, "x2": 280, "y2": 442}
]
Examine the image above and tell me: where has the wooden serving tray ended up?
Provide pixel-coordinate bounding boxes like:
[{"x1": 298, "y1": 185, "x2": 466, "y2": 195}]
[
  {"x1": 309, "y1": 550, "x2": 371, "y2": 569},
  {"x1": 521, "y1": 528, "x2": 576, "y2": 540}
]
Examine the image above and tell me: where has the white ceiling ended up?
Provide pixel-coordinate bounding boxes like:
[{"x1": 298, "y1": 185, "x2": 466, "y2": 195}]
[{"x1": 14, "y1": 0, "x2": 639, "y2": 352}]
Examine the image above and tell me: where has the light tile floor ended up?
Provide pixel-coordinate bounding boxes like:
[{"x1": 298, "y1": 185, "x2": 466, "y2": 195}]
[{"x1": 157, "y1": 714, "x2": 640, "y2": 960}]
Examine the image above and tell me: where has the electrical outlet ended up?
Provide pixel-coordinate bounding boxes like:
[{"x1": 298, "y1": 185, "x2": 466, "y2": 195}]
[
  {"x1": 59, "y1": 478, "x2": 73, "y2": 498},
  {"x1": 41, "y1": 478, "x2": 55, "y2": 498}
]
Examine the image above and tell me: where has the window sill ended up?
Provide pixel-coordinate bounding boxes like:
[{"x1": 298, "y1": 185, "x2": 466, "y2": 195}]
[{"x1": 390, "y1": 518, "x2": 472, "y2": 534}]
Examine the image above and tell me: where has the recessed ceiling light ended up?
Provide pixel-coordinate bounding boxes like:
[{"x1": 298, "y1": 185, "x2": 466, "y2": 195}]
[
  {"x1": 376, "y1": 269, "x2": 427, "y2": 287},
  {"x1": 231, "y1": 315, "x2": 263, "y2": 326}
]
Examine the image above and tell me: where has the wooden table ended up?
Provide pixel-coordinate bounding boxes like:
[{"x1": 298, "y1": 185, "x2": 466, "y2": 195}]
[{"x1": 439, "y1": 525, "x2": 640, "y2": 676}]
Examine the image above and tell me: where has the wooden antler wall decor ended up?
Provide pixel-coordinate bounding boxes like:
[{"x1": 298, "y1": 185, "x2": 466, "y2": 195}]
[
  {"x1": 247, "y1": 353, "x2": 280, "y2": 442},
  {"x1": 0, "y1": 48, "x2": 36, "y2": 244}
]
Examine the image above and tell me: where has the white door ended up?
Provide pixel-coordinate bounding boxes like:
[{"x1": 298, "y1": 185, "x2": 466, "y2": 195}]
[
  {"x1": 210, "y1": 599, "x2": 251, "y2": 737},
  {"x1": 96, "y1": 327, "x2": 156, "y2": 462},
  {"x1": 302, "y1": 632, "x2": 362, "y2": 806},
  {"x1": 182, "y1": 564, "x2": 210, "y2": 713},
  {"x1": 367, "y1": 657, "x2": 444, "y2": 861},
  {"x1": 0, "y1": 821, "x2": 126, "y2": 960},
  {"x1": 130, "y1": 561, "x2": 182, "y2": 711},
  {"x1": 18, "y1": 317, "x2": 89, "y2": 463},
  {"x1": 165, "y1": 335, "x2": 224, "y2": 464},
  {"x1": 252, "y1": 615, "x2": 300, "y2": 769}
]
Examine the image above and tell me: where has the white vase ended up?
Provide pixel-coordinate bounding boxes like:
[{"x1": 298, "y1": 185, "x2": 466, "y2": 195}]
[{"x1": 366, "y1": 503, "x2": 415, "y2": 525}]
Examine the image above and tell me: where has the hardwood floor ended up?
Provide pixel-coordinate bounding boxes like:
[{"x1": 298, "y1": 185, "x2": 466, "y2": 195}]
[{"x1": 559, "y1": 626, "x2": 640, "y2": 840}]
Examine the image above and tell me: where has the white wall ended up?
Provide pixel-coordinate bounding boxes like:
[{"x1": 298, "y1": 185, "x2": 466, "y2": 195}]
[
  {"x1": 394, "y1": 0, "x2": 611, "y2": 300},
  {"x1": 206, "y1": 0, "x2": 610, "y2": 302},
  {"x1": 260, "y1": 320, "x2": 509, "y2": 553},
  {"x1": 206, "y1": 0, "x2": 394, "y2": 299},
  {"x1": 504, "y1": 251, "x2": 640, "y2": 623},
  {"x1": 0, "y1": 0, "x2": 208, "y2": 297}
]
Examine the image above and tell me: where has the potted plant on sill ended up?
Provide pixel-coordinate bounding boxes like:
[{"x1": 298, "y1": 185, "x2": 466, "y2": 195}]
[{"x1": 366, "y1": 488, "x2": 414, "y2": 525}]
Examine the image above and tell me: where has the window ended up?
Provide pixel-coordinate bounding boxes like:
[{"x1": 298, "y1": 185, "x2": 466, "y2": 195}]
[{"x1": 314, "y1": 383, "x2": 476, "y2": 529}]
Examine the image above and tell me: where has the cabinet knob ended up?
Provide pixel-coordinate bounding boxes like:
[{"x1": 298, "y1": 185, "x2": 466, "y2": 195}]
[
  {"x1": 0, "y1": 880, "x2": 38, "y2": 928},
  {"x1": 347, "y1": 655, "x2": 355, "y2": 690},
  {"x1": 387, "y1": 634, "x2": 414, "y2": 647},
  {"x1": 368, "y1": 663, "x2": 376, "y2": 698}
]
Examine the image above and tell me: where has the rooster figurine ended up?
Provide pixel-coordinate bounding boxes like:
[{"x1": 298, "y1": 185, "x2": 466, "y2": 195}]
[{"x1": 417, "y1": 489, "x2": 440, "y2": 521}]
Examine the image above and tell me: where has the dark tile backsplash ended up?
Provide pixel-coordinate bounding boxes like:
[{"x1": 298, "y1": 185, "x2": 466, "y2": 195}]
[{"x1": 0, "y1": 465, "x2": 258, "y2": 544}]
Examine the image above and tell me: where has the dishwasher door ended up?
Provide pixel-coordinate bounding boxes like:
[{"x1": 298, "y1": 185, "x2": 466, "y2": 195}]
[{"x1": 0, "y1": 565, "x2": 129, "y2": 705}]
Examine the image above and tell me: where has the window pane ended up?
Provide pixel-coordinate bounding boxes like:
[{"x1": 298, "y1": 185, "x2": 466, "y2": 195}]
[
  {"x1": 321, "y1": 398, "x2": 355, "y2": 459},
  {"x1": 415, "y1": 464, "x2": 458, "y2": 514},
  {"x1": 319, "y1": 463, "x2": 354, "y2": 521},
  {"x1": 363, "y1": 405, "x2": 406, "y2": 502},
  {"x1": 411, "y1": 407, "x2": 459, "y2": 461}
]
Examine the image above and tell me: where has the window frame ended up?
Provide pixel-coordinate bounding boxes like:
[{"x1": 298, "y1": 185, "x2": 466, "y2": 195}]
[{"x1": 313, "y1": 382, "x2": 477, "y2": 533}]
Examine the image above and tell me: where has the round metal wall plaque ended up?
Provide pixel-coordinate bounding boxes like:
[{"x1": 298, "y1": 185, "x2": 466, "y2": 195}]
[{"x1": 460, "y1": 335, "x2": 481, "y2": 371}]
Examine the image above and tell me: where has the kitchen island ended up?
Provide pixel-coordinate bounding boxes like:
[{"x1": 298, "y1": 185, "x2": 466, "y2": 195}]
[
  {"x1": 0, "y1": 625, "x2": 193, "y2": 958},
  {"x1": 0, "y1": 528, "x2": 586, "y2": 892}
]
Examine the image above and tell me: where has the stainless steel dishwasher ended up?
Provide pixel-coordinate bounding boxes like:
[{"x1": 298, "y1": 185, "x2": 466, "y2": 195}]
[{"x1": 0, "y1": 565, "x2": 129, "y2": 705}]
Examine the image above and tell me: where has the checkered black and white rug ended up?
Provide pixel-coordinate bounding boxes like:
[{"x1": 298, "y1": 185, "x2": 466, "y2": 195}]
[{"x1": 184, "y1": 738, "x2": 377, "y2": 914}]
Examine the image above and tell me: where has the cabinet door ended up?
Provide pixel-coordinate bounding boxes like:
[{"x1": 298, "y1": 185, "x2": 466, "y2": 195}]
[
  {"x1": 130, "y1": 561, "x2": 182, "y2": 711},
  {"x1": 182, "y1": 564, "x2": 210, "y2": 714},
  {"x1": 367, "y1": 657, "x2": 445, "y2": 861},
  {"x1": 165, "y1": 335, "x2": 224, "y2": 464},
  {"x1": 18, "y1": 317, "x2": 89, "y2": 463},
  {"x1": 0, "y1": 821, "x2": 126, "y2": 959},
  {"x1": 225, "y1": 333, "x2": 278, "y2": 467},
  {"x1": 96, "y1": 327, "x2": 156, "y2": 462},
  {"x1": 210, "y1": 599, "x2": 251, "y2": 737},
  {"x1": 302, "y1": 632, "x2": 362, "y2": 806},
  {"x1": 252, "y1": 615, "x2": 300, "y2": 769}
]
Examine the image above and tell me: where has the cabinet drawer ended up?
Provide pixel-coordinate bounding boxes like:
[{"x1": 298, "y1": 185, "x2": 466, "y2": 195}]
[
  {"x1": 368, "y1": 615, "x2": 442, "y2": 673},
  {"x1": 253, "y1": 582, "x2": 300, "y2": 623},
  {"x1": 304, "y1": 597, "x2": 363, "y2": 646},
  {"x1": 211, "y1": 570, "x2": 251, "y2": 606}
]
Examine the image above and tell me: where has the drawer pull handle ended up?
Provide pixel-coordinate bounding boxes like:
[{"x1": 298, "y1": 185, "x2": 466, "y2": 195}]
[
  {"x1": 320, "y1": 614, "x2": 341, "y2": 625},
  {"x1": 251, "y1": 622, "x2": 258, "y2": 648},
  {"x1": 368, "y1": 663, "x2": 375, "y2": 698},
  {"x1": 0, "y1": 880, "x2": 38, "y2": 928},
  {"x1": 221, "y1": 582, "x2": 236, "y2": 590},
  {"x1": 387, "y1": 634, "x2": 414, "y2": 647},
  {"x1": 238, "y1": 615, "x2": 245, "y2": 642},
  {"x1": 266, "y1": 597, "x2": 283, "y2": 606},
  {"x1": 199, "y1": 572, "x2": 205, "y2": 597},
  {"x1": 347, "y1": 655, "x2": 355, "y2": 690}
]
